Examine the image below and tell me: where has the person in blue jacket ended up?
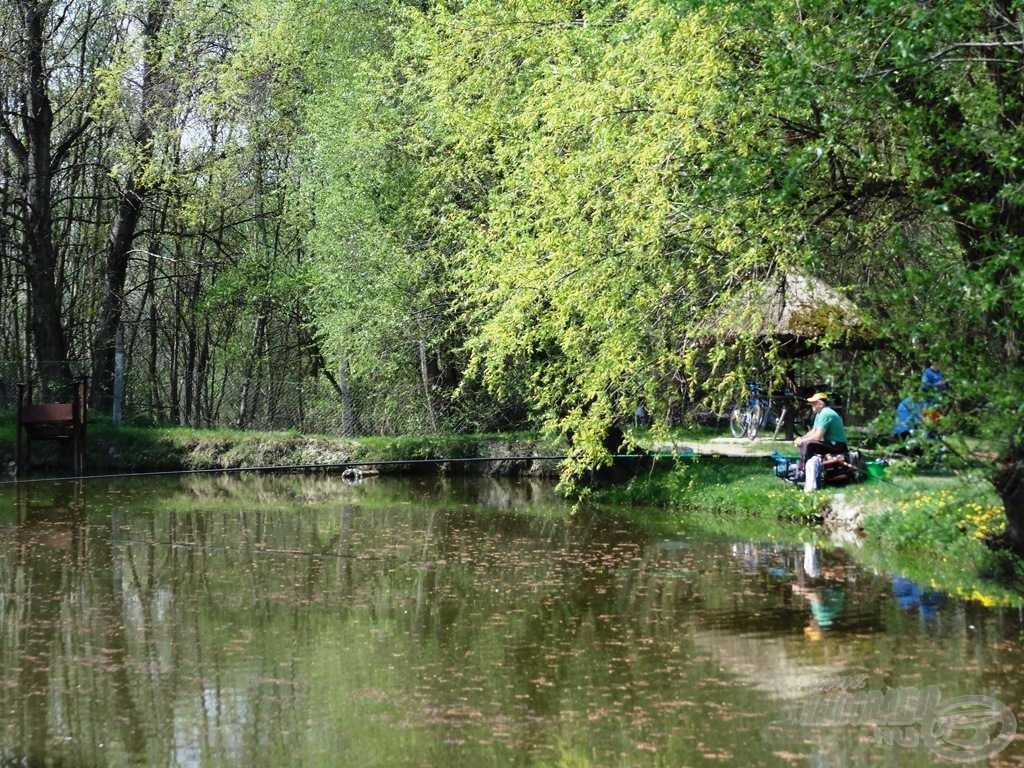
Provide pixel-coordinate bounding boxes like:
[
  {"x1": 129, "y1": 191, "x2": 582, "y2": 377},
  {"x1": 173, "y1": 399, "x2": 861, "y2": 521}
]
[
  {"x1": 893, "y1": 396, "x2": 923, "y2": 439},
  {"x1": 921, "y1": 362, "x2": 948, "y2": 392}
]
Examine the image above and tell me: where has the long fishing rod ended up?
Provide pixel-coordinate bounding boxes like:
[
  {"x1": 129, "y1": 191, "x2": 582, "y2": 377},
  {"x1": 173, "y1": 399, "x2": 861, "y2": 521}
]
[{"x1": 0, "y1": 450, "x2": 732, "y2": 487}]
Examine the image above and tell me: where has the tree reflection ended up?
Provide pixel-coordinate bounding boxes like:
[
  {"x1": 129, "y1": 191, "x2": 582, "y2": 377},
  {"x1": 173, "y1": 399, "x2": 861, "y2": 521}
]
[{"x1": 0, "y1": 475, "x2": 1020, "y2": 767}]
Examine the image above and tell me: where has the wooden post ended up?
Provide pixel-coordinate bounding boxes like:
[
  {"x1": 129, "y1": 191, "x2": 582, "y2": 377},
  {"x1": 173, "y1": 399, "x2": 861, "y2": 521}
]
[
  {"x1": 80, "y1": 377, "x2": 89, "y2": 475},
  {"x1": 72, "y1": 378, "x2": 81, "y2": 475},
  {"x1": 418, "y1": 338, "x2": 438, "y2": 433},
  {"x1": 24, "y1": 382, "x2": 32, "y2": 474},
  {"x1": 15, "y1": 382, "x2": 24, "y2": 478}
]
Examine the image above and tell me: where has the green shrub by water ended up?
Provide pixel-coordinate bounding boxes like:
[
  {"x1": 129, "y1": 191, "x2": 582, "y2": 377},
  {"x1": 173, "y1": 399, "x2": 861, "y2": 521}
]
[{"x1": 597, "y1": 458, "x2": 824, "y2": 521}]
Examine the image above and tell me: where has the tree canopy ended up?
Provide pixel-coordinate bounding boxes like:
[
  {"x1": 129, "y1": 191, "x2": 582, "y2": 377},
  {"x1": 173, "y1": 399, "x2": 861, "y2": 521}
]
[
  {"x1": 1, "y1": 0, "x2": 1022, "y2": 528},
  {"x1": 286, "y1": 0, "x2": 1022, "y2": 477}
]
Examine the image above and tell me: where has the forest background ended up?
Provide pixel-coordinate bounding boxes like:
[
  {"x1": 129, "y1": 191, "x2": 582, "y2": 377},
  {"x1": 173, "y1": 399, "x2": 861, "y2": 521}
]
[{"x1": 0, "y1": 0, "x2": 1021, "y2": 535}]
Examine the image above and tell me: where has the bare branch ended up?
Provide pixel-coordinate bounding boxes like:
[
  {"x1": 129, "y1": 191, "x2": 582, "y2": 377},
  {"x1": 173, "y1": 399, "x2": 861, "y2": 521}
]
[
  {"x1": 860, "y1": 39, "x2": 1024, "y2": 79},
  {"x1": 0, "y1": 110, "x2": 27, "y2": 165},
  {"x1": 51, "y1": 114, "x2": 92, "y2": 169}
]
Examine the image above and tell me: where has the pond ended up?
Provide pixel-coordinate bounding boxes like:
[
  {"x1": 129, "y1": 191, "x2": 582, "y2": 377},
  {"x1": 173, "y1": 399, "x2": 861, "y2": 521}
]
[{"x1": 0, "y1": 474, "x2": 1020, "y2": 766}]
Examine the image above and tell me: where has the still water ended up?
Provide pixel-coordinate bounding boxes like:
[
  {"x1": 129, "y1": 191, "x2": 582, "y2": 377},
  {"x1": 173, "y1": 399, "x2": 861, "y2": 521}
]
[{"x1": 0, "y1": 474, "x2": 1021, "y2": 767}]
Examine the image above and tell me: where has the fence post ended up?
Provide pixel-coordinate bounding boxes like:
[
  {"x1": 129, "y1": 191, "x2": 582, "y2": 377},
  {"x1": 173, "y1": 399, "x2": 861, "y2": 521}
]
[
  {"x1": 113, "y1": 323, "x2": 125, "y2": 426},
  {"x1": 80, "y1": 377, "x2": 89, "y2": 474},
  {"x1": 15, "y1": 382, "x2": 24, "y2": 477},
  {"x1": 72, "y1": 377, "x2": 81, "y2": 475}
]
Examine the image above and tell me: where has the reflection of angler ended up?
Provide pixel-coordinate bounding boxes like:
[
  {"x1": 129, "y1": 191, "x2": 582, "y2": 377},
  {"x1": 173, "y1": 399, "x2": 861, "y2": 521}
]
[
  {"x1": 803, "y1": 542, "x2": 821, "y2": 579},
  {"x1": 793, "y1": 544, "x2": 847, "y2": 637},
  {"x1": 891, "y1": 576, "x2": 946, "y2": 624},
  {"x1": 806, "y1": 586, "x2": 846, "y2": 630}
]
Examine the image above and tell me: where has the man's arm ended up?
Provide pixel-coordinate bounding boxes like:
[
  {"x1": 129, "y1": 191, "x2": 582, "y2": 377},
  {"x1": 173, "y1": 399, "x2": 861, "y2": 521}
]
[{"x1": 796, "y1": 426, "x2": 825, "y2": 446}]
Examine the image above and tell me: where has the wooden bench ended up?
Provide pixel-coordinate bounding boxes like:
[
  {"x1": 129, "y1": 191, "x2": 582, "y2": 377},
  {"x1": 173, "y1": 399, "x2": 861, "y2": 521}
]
[{"x1": 16, "y1": 378, "x2": 88, "y2": 477}]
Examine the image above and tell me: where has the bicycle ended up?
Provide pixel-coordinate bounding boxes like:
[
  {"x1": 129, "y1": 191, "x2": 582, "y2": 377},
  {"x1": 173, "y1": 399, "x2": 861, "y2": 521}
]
[
  {"x1": 729, "y1": 384, "x2": 771, "y2": 440},
  {"x1": 730, "y1": 385, "x2": 808, "y2": 441}
]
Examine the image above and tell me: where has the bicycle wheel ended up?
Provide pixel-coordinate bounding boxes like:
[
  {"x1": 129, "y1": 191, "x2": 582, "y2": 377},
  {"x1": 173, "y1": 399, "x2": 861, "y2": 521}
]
[
  {"x1": 729, "y1": 406, "x2": 747, "y2": 438},
  {"x1": 748, "y1": 403, "x2": 764, "y2": 440}
]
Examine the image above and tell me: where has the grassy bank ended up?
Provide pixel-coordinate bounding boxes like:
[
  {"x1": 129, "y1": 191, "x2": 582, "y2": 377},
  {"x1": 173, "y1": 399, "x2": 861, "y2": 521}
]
[
  {"x1": 596, "y1": 456, "x2": 1024, "y2": 606},
  {"x1": 0, "y1": 417, "x2": 564, "y2": 477},
  {"x1": 598, "y1": 455, "x2": 825, "y2": 520}
]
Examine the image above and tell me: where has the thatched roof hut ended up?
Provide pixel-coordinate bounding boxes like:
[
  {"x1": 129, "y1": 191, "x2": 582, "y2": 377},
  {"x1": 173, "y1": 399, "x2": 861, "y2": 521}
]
[{"x1": 704, "y1": 271, "x2": 869, "y2": 355}]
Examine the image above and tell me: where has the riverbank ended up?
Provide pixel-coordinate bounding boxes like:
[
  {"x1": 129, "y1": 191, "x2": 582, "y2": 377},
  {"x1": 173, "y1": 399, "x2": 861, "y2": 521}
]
[
  {"x1": 598, "y1": 459, "x2": 1024, "y2": 606},
  {"x1": 0, "y1": 420, "x2": 787, "y2": 479},
  {"x1": 2, "y1": 419, "x2": 1019, "y2": 604},
  {"x1": 0, "y1": 420, "x2": 565, "y2": 478}
]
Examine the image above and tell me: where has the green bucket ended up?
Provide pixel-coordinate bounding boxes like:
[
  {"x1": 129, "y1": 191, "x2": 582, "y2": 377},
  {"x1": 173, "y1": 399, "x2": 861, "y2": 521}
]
[{"x1": 865, "y1": 460, "x2": 886, "y2": 482}]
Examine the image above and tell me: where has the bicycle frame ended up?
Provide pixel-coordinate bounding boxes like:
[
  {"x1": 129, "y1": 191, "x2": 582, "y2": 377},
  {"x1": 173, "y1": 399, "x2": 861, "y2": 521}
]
[
  {"x1": 729, "y1": 384, "x2": 771, "y2": 439},
  {"x1": 730, "y1": 385, "x2": 806, "y2": 440}
]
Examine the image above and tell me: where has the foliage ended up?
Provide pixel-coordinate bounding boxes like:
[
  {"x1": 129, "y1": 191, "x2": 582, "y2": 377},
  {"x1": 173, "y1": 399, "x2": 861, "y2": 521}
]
[
  {"x1": 597, "y1": 458, "x2": 826, "y2": 521},
  {"x1": 269, "y1": 0, "x2": 1023, "y2": 497},
  {"x1": 862, "y1": 483, "x2": 1005, "y2": 548},
  {"x1": 600, "y1": 458, "x2": 1024, "y2": 602},
  {"x1": 2, "y1": 0, "x2": 1023, "y2": 544},
  {"x1": 857, "y1": 480, "x2": 1024, "y2": 605}
]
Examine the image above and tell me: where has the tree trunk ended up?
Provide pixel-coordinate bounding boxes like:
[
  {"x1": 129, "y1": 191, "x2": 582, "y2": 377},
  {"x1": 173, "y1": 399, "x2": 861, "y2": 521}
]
[
  {"x1": 181, "y1": 263, "x2": 203, "y2": 425},
  {"x1": 998, "y1": 466, "x2": 1024, "y2": 554},
  {"x1": 9, "y1": 2, "x2": 69, "y2": 396},
  {"x1": 92, "y1": 5, "x2": 165, "y2": 409},
  {"x1": 146, "y1": 242, "x2": 164, "y2": 421},
  {"x1": 193, "y1": 318, "x2": 210, "y2": 426},
  {"x1": 168, "y1": 273, "x2": 181, "y2": 424},
  {"x1": 996, "y1": 420, "x2": 1024, "y2": 553},
  {"x1": 237, "y1": 312, "x2": 267, "y2": 428},
  {"x1": 322, "y1": 357, "x2": 357, "y2": 436},
  {"x1": 112, "y1": 323, "x2": 125, "y2": 425},
  {"x1": 418, "y1": 338, "x2": 437, "y2": 432},
  {"x1": 337, "y1": 357, "x2": 357, "y2": 436}
]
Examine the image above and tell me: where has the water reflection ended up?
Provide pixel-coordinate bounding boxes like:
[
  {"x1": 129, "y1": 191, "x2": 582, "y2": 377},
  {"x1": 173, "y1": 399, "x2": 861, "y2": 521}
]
[
  {"x1": 0, "y1": 475, "x2": 1019, "y2": 767},
  {"x1": 792, "y1": 543, "x2": 848, "y2": 637},
  {"x1": 891, "y1": 577, "x2": 947, "y2": 626}
]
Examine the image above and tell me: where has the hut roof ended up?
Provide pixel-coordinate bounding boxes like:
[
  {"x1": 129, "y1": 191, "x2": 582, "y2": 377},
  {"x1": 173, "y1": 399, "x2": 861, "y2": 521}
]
[{"x1": 707, "y1": 271, "x2": 867, "y2": 347}]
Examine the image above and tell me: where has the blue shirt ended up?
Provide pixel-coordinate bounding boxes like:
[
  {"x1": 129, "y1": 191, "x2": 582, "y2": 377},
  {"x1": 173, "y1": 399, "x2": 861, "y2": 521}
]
[
  {"x1": 893, "y1": 397, "x2": 922, "y2": 435},
  {"x1": 921, "y1": 366, "x2": 946, "y2": 391}
]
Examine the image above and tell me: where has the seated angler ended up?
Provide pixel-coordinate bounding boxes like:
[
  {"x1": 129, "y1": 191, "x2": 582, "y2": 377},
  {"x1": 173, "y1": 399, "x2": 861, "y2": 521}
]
[
  {"x1": 794, "y1": 392, "x2": 848, "y2": 470},
  {"x1": 892, "y1": 394, "x2": 923, "y2": 440}
]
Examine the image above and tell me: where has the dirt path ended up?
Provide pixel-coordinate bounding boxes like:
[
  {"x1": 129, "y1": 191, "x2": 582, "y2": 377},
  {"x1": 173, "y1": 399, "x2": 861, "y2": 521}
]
[{"x1": 650, "y1": 435, "x2": 796, "y2": 459}]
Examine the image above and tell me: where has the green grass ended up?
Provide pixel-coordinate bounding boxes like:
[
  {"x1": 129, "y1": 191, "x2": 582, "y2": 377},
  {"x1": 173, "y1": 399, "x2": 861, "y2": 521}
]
[
  {"x1": 596, "y1": 456, "x2": 825, "y2": 520},
  {"x1": 849, "y1": 473, "x2": 1024, "y2": 602},
  {"x1": 626, "y1": 424, "x2": 723, "y2": 444},
  {"x1": 349, "y1": 430, "x2": 556, "y2": 460}
]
